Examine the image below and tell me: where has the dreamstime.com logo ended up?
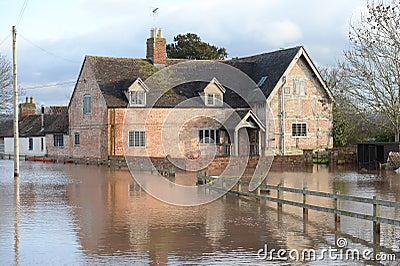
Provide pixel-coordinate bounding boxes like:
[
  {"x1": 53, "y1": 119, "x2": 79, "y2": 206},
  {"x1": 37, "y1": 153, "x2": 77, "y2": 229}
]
[
  {"x1": 123, "y1": 61, "x2": 276, "y2": 206},
  {"x1": 257, "y1": 238, "x2": 397, "y2": 262}
]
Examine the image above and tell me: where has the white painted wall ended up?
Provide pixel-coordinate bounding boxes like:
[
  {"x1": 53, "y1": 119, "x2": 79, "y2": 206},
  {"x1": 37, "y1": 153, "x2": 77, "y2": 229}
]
[{"x1": 4, "y1": 136, "x2": 46, "y2": 157}]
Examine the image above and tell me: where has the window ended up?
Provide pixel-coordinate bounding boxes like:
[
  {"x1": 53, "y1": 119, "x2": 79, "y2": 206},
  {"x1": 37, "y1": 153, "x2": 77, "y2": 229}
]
[
  {"x1": 41, "y1": 137, "x2": 44, "y2": 151},
  {"x1": 284, "y1": 86, "x2": 290, "y2": 94},
  {"x1": 206, "y1": 93, "x2": 223, "y2": 106},
  {"x1": 74, "y1": 133, "x2": 80, "y2": 146},
  {"x1": 292, "y1": 123, "x2": 307, "y2": 137},
  {"x1": 54, "y1": 134, "x2": 64, "y2": 148},
  {"x1": 199, "y1": 129, "x2": 220, "y2": 144},
  {"x1": 83, "y1": 94, "x2": 91, "y2": 114},
  {"x1": 257, "y1": 76, "x2": 268, "y2": 87},
  {"x1": 130, "y1": 91, "x2": 146, "y2": 106},
  {"x1": 128, "y1": 131, "x2": 146, "y2": 147},
  {"x1": 294, "y1": 79, "x2": 306, "y2": 96},
  {"x1": 28, "y1": 138, "x2": 33, "y2": 151},
  {"x1": 207, "y1": 94, "x2": 214, "y2": 105}
]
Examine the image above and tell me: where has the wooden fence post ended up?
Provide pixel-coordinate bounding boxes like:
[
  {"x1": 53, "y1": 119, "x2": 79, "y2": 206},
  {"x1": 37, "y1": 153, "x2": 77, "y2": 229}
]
[
  {"x1": 373, "y1": 195, "x2": 381, "y2": 245},
  {"x1": 277, "y1": 183, "x2": 283, "y2": 212},
  {"x1": 303, "y1": 186, "x2": 308, "y2": 221},
  {"x1": 334, "y1": 191, "x2": 340, "y2": 231}
]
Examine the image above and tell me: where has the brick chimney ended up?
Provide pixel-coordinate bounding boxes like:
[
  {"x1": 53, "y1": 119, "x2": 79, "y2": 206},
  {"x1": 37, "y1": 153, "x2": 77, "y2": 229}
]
[
  {"x1": 19, "y1": 96, "x2": 36, "y2": 119},
  {"x1": 146, "y1": 28, "x2": 166, "y2": 66}
]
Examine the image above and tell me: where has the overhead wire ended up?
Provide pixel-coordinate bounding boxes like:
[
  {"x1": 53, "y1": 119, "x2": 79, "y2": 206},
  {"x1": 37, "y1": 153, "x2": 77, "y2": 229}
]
[
  {"x1": 23, "y1": 80, "x2": 76, "y2": 90},
  {"x1": 5, "y1": 0, "x2": 80, "y2": 102},
  {"x1": 18, "y1": 34, "x2": 80, "y2": 64},
  {"x1": 16, "y1": 0, "x2": 29, "y2": 26},
  {"x1": 0, "y1": 34, "x2": 11, "y2": 48},
  {"x1": 21, "y1": 77, "x2": 108, "y2": 91}
]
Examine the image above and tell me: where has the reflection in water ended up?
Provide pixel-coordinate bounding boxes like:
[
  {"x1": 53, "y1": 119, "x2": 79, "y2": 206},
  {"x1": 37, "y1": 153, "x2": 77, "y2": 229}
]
[
  {"x1": 14, "y1": 176, "x2": 20, "y2": 266},
  {"x1": 0, "y1": 160, "x2": 400, "y2": 264}
]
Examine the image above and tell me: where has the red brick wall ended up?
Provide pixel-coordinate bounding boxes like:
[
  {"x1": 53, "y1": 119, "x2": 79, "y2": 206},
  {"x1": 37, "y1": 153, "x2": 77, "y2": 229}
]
[
  {"x1": 19, "y1": 102, "x2": 36, "y2": 119},
  {"x1": 69, "y1": 60, "x2": 109, "y2": 159},
  {"x1": 112, "y1": 108, "x2": 234, "y2": 159},
  {"x1": 204, "y1": 156, "x2": 260, "y2": 176},
  {"x1": 46, "y1": 134, "x2": 70, "y2": 158},
  {"x1": 146, "y1": 37, "x2": 166, "y2": 65}
]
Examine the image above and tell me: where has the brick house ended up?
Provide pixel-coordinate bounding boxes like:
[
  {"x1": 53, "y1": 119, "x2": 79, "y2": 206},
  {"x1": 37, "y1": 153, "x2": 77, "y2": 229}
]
[{"x1": 68, "y1": 29, "x2": 333, "y2": 162}]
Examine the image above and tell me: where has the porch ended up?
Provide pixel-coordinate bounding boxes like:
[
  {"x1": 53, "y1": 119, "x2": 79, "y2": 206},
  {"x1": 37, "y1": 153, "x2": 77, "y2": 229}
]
[
  {"x1": 217, "y1": 128, "x2": 260, "y2": 156},
  {"x1": 216, "y1": 110, "x2": 265, "y2": 157}
]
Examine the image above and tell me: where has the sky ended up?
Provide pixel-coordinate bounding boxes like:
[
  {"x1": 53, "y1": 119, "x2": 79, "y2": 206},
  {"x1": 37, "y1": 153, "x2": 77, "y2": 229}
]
[{"x1": 0, "y1": 0, "x2": 367, "y2": 107}]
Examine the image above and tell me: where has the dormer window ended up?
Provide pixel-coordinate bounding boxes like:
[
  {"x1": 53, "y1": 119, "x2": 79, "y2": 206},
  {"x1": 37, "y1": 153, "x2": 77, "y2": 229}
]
[
  {"x1": 206, "y1": 93, "x2": 223, "y2": 106},
  {"x1": 204, "y1": 77, "x2": 225, "y2": 107},
  {"x1": 125, "y1": 78, "x2": 149, "y2": 107},
  {"x1": 130, "y1": 91, "x2": 146, "y2": 106}
]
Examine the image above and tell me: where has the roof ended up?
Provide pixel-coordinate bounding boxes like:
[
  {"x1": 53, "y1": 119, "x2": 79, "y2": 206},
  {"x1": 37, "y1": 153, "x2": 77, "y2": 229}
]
[
  {"x1": 152, "y1": 81, "x2": 249, "y2": 108},
  {"x1": 0, "y1": 120, "x2": 13, "y2": 138},
  {"x1": 225, "y1": 46, "x2": 302, "y2": 98},
  {"x1": 223, "y1": 109, "x2": 265, "y2": 131},
  {"x1": 80, "y1": 46, "x2": 331, "y2": 108},
  {"x1": 86, "y1": 56, "x2": 159, "y2": 108},
  {"x1": 0, "y1": 112, "x2": 69, "y2": 138},
  {"x1": 223, "y1": 109, "x2": 251, "y2": 130},
  {"x1": 49, "y1": 106, "x2": 67, "y2": 114},
  {"x1": 84, "y1": 56, "x2": 192, "y2": 108}
]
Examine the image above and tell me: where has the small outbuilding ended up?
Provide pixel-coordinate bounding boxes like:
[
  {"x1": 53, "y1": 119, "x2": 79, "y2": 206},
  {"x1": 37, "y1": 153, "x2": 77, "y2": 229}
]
[{"x1": 357, "y1": 142, "x2": 400, "y2": 170}]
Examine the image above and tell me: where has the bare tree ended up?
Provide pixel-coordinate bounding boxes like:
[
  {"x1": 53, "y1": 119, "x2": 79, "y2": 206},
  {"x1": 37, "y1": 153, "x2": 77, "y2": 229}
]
[
  {"x1": 0, "y1": 54, "x2": 12, "y2": 120},
  {"x1": 340, "y1": 0, "x2": 400, "y2": 141},
  {"x1": 321, "y1": 66, "x2": 372, "y2": 145}
]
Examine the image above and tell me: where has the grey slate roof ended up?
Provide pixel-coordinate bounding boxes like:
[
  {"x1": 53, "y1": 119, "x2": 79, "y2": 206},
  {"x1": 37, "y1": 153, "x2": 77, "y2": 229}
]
[
  {"x1": 86, "y1": 56, "x2": 158, "y2": 108},
  {"x1": 222, "y1": 109, "x2": 251, "y2": 130},
  {"x1": 153, "y1": 81, "x2": 249, "y2": 108},
  {"x1": 0, "y1": 112, "x2": 69, "y2": 138},
  {"x1": 84, "y1": 46, "x2": 302, "y2": 108},
  {"x1": 226, "y1": 46, "x2": 301, "y2": 98}
]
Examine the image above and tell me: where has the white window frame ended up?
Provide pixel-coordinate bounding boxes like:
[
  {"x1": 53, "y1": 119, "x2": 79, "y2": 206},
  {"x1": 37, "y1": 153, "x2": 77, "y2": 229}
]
[
  {"x1": 199, "y1": 129, "x2": 221, "y2": 144},
  {"x1": 128, "y1": 131, "x2": 146, "y2": 147},
  {"x1": 83, "y1": 94, "x2": 91, "y2": 114},
  {"x1": 294, "y1": 79, "x2": 306, "y2": 96},
  {"x1": 130, "y1": 91, "x2": 146, "y2": 106},
  {"x1": 292, "y1": 123, "x2": 307, "y2": 137},
  {"x1": 54, "y1": 134, "x2": 64, "y2": 148},
  {"x1": 205, "y1": 93, "x2": 223, "y2": 106}
]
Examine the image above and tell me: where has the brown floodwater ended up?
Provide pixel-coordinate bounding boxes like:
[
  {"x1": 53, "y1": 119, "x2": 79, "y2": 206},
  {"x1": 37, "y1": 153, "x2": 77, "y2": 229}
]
[{"x1": 0, "y1": 160, "x2": 400, "y2": 265}]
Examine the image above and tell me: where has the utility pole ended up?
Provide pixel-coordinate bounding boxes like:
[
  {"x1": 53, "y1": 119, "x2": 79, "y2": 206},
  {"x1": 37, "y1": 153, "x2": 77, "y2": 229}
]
[{"x1": 12, "y1": 25, "x2": 19, "y2": 178}]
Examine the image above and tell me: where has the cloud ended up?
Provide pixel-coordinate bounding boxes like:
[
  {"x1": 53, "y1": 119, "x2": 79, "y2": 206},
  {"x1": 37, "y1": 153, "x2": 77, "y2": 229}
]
[
  {"x1": 256, "y1": 20, "x2": 303, "y2": 47},
  {"x1": 0, "y1": 0, "x2": 369, "y2": 106}
]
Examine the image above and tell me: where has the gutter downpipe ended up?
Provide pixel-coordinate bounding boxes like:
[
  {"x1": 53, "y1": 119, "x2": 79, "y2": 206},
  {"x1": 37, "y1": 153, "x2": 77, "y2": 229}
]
[{"x1": 281, "y1": 76, "x2": 286, "y2": 155}]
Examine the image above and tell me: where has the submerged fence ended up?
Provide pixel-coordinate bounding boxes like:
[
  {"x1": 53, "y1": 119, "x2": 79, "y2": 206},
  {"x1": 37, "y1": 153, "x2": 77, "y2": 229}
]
[{"x1": 198, "y1": 174, "x2": 400, "y2": 245}]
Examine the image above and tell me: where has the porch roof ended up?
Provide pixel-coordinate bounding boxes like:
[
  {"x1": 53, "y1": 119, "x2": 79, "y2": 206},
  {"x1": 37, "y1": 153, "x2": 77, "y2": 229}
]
[{"x1": 222, "y1": 109, "x2": 265, "y2": 132}]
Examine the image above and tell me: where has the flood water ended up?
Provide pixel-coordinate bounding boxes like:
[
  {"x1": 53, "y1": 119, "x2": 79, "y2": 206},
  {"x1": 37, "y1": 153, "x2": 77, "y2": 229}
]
[{"x1": 1, "y1": 160, "x2": 400, "y2": 265}]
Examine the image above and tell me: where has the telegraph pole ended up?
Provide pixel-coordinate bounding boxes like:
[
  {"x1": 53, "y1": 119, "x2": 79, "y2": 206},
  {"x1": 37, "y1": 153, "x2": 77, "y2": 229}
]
[{"x1": 12, "y1": 25, "x2": 19, "y2": 178}]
